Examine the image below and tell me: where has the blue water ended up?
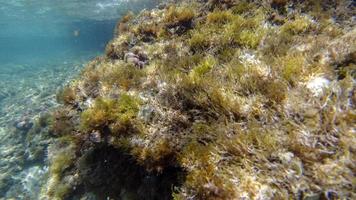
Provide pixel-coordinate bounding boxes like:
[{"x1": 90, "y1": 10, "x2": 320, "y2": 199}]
[
  {"x1": 0, "y1": 0, "x2": 158, "y2": 198},
  {"x1": 0, "y1": 0, "x2": 157, "y2": 65},
  {"x1": 0, "y1": 6, "x2": 117, "y2": 65},
  {"x1": 0, "y1": 1, "x2": 120, "y2": 124},
  {"x1": 0, "y1": 20, "x2": 115, "y2": 64}
]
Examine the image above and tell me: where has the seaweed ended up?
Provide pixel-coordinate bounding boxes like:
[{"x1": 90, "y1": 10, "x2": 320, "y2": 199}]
[
  {"x1": 207, "y1": 10, "x2": 234, "y2": 25},
  {"x1": 189, "y1": 30, "x2": 210, "y2": 53},
  {"x1": 115, "y1": 11, "x2": 134, "y2": 35},
  {"x1": 80, "y1": 93, "x2": 141, "y2": 135},
  {"x1": 281, "y1": 16, "x2": 312, "y2": 35},
  {"x1": 164, "y1": 6, "x2": 195, "y2": 28},
  {"x1": 279, "y1": 53, "x2": 306, "y2": 86},
  {"x1": 102, "y1": 62, "x2": 145, "y2": 91},
  {"x1": 50, "y1": 107, "x2": 76, "y2": 136},
  {"x1": 56, "y1": 86, "x2": 76, "y2": 106}
]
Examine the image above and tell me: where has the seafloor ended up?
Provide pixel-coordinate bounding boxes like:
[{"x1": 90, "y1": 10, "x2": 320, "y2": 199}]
[
  {"x1": 0, "y1": 57, "x2": 88, "y2": 199},
  {"x1": 2, "y1": 0, "x2": 356, "y2": 199}
]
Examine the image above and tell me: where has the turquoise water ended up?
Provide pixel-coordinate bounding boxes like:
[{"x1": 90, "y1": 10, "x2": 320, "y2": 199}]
[{"x1": 0, "y1": 0, "x2": 156, "y2": 198}]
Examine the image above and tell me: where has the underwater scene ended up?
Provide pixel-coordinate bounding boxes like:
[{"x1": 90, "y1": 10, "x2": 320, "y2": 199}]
[
  {"x1": 0, "y1": 0, "x2": 156, "y2": 199},
  {"x1": 0, "y1": 0, "x2": 355, "y2": 199}
]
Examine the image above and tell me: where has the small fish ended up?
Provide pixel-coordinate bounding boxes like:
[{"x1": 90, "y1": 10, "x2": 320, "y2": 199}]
[{"x1": 73, "y1": 29, "x2": 80, "y2": 37}]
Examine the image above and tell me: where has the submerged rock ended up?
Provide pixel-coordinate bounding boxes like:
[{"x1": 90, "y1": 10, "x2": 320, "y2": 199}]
[
  {"x1": 138, "y1": 105, "x2": 156, "y2": 123},
  {"x1": 306, "y1": 76, "x2": 331, "y2": 97},
  {"x1": 19, "y1": 166, "x2": 48, "y2": 198},
  {"x1": 14, "y1": 119, "x2": 33, "y2": 132},
  {"x1": 89, "y1": 131, "x2": 102, "y2": 143},
  {"x1": 124, "y1": 50, "x2": 149, "y2": 69},
  {"x1": 42, "y1": 0, "x2": 356, "y2": 199}
]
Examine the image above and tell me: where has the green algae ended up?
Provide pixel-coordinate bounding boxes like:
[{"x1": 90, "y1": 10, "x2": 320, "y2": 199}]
[
  {"x1": 281, "y1": 16, "x2": 312, "y2": 35},
  {"x1": 164, "y1": 6, "x2": 195, "y2": 27},
  {"x1": 207, "y1": 10, "x2": 235, "y2": 25},
  {"x1": 80, "y1": 93, "x2": 141, "y2": 134},
  {"x1": 56, "y1": 86, "x2": 77, "y2": 106}
]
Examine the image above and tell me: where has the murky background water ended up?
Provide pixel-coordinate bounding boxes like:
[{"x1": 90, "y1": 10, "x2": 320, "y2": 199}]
[{"x1": 0, "y1": 0, "x2": 158, "y2": 198}]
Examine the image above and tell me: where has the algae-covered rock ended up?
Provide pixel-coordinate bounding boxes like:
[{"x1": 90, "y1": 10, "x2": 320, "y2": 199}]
[{"x1": 44, "y1": 0, "x2": 356, "y2": 199}]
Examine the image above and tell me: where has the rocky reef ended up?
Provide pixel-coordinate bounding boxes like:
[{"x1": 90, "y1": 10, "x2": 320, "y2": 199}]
[{"x1": 39, "y1": 0, "x2": 355, "y2": 199}]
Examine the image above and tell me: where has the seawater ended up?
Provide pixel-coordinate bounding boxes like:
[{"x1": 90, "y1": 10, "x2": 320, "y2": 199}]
[{"x1": 0, "y1": 0, "x2": 156, "y2": 198}]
